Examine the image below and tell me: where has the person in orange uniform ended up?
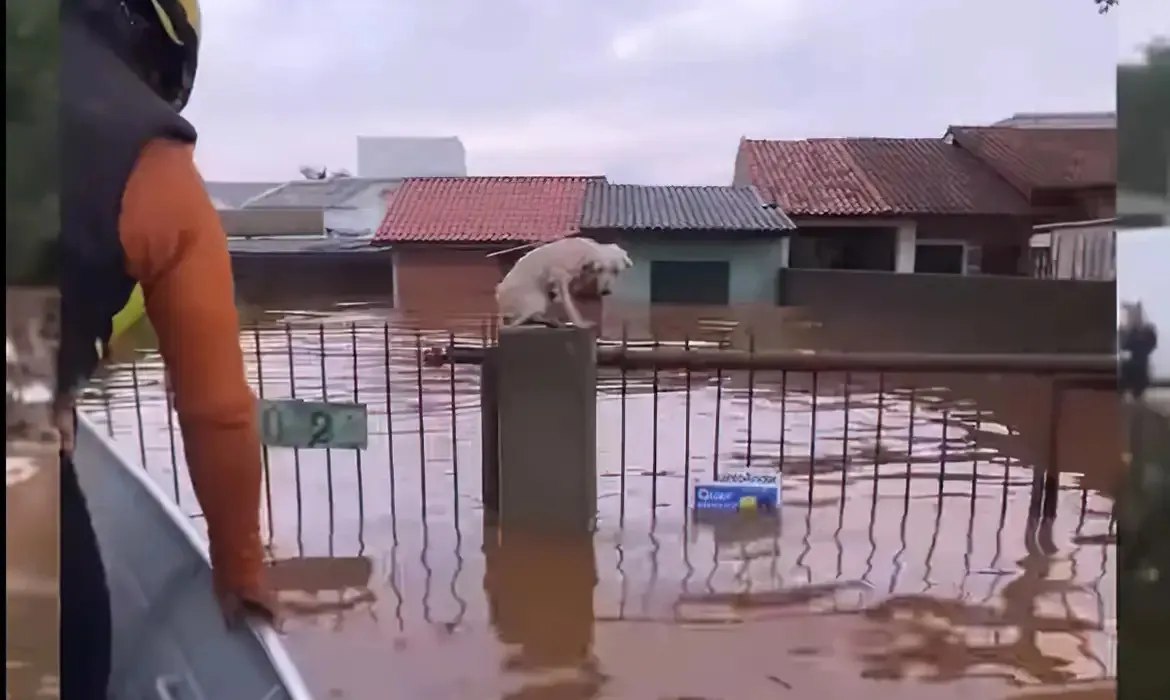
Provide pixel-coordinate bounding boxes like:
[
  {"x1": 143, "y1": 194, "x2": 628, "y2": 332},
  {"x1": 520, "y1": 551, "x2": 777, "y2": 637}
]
[{"x1": 58, "y1": 1, "x2": 275, "y2": 697}]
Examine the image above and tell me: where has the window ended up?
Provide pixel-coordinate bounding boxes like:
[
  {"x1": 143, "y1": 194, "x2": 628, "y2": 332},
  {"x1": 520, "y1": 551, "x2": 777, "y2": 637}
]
[
  {"x1": 788, "y1": 228, "x2": 897, "y2": 271},
  {"x1": 914, "y1": 242, "x2": 967, "y2": 274},
  {"x1": 649, "y1": 260, "x2": 730, "y2": 305}
]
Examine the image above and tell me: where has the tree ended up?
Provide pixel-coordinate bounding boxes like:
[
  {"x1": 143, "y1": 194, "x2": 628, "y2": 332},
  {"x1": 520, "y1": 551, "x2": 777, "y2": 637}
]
[
  {"x1": 6, "y1": 0, "x2": 59, "y2": 286},
  {"x1": 1096, "y1": 0, "x2": 1119, "y2": 13}
]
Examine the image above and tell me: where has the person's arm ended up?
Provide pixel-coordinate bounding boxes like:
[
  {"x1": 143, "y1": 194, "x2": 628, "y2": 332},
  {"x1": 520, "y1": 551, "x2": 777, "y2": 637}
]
[{"x1": 118, "y1": 139, "x2": 271, "y2": 613}]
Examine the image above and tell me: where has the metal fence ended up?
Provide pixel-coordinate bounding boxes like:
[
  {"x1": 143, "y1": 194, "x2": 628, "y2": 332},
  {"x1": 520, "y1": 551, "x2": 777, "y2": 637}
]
[
  {"x1": 79, "y1": 320, "x2": 1119, "y2": 678},
  {"x1": 83, "y1": 321, "x2": 1119, "y2": 524},
  {"x1": 1030, "y1": 221, "x2": 1117, "y2": 281}
]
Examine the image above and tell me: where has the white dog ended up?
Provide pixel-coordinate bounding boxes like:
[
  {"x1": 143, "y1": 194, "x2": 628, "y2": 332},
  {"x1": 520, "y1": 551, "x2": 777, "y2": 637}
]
[{"x1": 496, "y1": 237, "x2": 633, "y2": 328}]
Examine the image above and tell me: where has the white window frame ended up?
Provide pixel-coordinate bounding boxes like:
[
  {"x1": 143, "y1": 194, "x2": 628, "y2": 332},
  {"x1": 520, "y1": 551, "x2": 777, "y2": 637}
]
[{"x1": 913, "y1": 239, "x2": 970, "y2": 275}]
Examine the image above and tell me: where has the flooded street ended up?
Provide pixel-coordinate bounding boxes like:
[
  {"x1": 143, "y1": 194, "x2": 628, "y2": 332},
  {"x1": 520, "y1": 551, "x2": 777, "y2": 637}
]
[
  {"x1": 75, "y1": 298, "x2": 1119, "y2": 699},
  {"x1": 7, "y1": 289, "x2": 60, "y2": 699},
  {"x1": 6, "y1": 443, "x2": 61, "y2": 700}
]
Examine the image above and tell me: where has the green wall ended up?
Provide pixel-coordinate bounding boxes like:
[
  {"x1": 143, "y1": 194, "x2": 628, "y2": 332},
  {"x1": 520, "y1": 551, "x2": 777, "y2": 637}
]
[{"x1": 611, "y1": 239, "x2": 789, "y2": 304}]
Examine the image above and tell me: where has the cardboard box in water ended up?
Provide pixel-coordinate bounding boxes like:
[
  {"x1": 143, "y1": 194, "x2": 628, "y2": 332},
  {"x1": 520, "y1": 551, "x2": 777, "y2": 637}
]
[{"x1": 693, "y1": 482, "x2": 780, "y2": 512}]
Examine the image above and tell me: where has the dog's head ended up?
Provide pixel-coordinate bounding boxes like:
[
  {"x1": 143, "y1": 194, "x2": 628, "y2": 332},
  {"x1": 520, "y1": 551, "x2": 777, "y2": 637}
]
[{"x1": 582, "y1": 244, "x2": 633, "y2": 296}]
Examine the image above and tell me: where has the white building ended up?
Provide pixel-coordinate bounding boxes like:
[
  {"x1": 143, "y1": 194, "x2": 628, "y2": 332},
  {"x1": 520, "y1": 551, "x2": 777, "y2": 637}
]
[
  {"x1": 207, "y1": 135, "x2": 469, "y2": 241},
  {"x1": 355, "y1": 136, "x2": 467, "y2": 179},
  {"x1": 239, "y1": 176, "x2": 403, "y2": 238}
]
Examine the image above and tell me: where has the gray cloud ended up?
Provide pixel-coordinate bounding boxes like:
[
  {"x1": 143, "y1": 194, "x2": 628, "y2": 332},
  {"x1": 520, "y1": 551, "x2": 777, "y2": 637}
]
[{"x1": 186, "y1": 0, "x2": 1118, "y2": 184}]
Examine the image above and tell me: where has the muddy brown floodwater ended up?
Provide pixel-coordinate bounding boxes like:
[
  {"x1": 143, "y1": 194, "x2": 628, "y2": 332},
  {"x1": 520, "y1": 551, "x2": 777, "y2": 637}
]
[
  {"x1": 75, "y1": 299, "x2": 1119, "y2": 700},
  {"x1": 6, "y1": 443, "x2": 61, "y2": 700},
  {"x1": 7, "y1": 289, "x2": 61, "y2": 700}
]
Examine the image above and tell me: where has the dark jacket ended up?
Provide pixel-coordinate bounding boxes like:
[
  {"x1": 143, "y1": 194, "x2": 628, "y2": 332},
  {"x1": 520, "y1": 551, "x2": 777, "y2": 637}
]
[{"x1": 57, "y1": 15, "x2": 196, "y2": 399}]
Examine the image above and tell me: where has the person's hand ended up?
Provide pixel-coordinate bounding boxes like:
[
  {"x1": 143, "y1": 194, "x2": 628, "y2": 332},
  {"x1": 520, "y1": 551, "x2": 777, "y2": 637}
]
[
  {"x1": 52, "y1": 394, "x2": 76, "y2": 454},
  {"x1": 217, "y1": 587, "x2": 281, "y2": 632}
]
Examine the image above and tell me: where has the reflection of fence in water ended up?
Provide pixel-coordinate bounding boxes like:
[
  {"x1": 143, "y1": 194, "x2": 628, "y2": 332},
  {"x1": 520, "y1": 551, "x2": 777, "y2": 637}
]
[{"x1": 80, "y1": 321, "x2": 1118, "y2": 682}]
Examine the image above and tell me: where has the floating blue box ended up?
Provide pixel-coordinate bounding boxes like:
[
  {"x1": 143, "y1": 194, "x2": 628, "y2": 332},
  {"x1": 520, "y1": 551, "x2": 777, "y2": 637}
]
[{"x1": 693, "y1": 481, "x2": 780, "y2": 512}]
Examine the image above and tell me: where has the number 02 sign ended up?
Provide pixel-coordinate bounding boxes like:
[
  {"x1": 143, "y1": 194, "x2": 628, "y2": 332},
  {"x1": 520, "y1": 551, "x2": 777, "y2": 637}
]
[{"x1": 257, "y1": 399, "x2": 369, "y2": 450}]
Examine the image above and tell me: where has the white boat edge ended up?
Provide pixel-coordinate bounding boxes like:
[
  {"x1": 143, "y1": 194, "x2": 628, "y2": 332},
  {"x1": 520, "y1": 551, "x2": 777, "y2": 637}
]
[{"x1": 76, "y1": 413, "x2": 315, "y2": 700}]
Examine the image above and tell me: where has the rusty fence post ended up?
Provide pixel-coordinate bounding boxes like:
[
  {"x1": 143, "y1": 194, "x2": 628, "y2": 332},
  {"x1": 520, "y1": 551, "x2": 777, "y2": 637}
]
[{"x1": 494, "y1": 326, "x2": 597, "y2": 534}]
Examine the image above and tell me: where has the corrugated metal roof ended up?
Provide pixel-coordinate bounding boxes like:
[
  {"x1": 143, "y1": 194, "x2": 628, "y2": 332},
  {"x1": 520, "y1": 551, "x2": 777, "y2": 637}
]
[
  {"x1": 373, "y1": 176, "x2": 599, "y2": 244},
  {"x1": 581, "y1": 182, "x2": 794, "y2": 231},
  {"x1": 243, "y1": 177, "x2": 402, "y2": 209},
  {"x1": 206, "y1": 181, "x2": 283, "y2": 209}
]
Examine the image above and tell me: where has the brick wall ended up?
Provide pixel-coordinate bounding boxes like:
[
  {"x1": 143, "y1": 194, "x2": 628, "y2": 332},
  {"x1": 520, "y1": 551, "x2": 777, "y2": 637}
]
[
  {"x1": 392, "y1": 246, "x2": 505, "y2": 321},
  {"x1": 777, "y1": 269, "x2": 1116, "y2": 353}
]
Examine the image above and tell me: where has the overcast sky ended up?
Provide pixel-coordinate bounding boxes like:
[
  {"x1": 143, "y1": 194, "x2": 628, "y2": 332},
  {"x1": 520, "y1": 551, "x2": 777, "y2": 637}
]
[{"x1": 186, "y1": 0, "x2": 1137, "y2": 184}]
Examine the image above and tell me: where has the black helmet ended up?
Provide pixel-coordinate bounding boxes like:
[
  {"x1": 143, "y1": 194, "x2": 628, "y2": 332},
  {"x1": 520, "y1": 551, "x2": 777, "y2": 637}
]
[{"x1": 67, "y1": 0, "x2": 202, "y2": 111}]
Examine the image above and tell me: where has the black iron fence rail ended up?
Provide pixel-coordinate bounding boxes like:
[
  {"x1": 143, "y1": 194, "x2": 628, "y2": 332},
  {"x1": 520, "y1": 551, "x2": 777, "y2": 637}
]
[{"x1": 79, "y1": 321, "x2": 1131, "y2": 541}]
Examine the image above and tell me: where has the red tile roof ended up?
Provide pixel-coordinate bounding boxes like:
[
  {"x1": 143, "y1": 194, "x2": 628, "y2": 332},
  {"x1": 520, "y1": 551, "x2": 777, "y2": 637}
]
[
  {"x1": 738, "y1": 138, "x2": 1031, "y2": 217},
  {"x1": 373, "y1": 176, "x2": 600, "y2": 244},
  {"x1": 946, "y1": 126, "x2": 1116, "y2": 194}
]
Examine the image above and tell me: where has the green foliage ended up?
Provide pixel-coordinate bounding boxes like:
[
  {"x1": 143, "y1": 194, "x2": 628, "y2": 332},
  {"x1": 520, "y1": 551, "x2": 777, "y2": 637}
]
[
  {"x1": 6, "y1": 0, "x2": 60, "y2": 287},
  {"x1": 1119, "y1": 42, "x2": 1170, "y2": 197}
]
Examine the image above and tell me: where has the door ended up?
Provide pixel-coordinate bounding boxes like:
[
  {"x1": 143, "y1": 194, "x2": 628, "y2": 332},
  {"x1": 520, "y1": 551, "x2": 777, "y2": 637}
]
[{"x1": 649, "y1": 260, "x2": 731, "y2": 305}]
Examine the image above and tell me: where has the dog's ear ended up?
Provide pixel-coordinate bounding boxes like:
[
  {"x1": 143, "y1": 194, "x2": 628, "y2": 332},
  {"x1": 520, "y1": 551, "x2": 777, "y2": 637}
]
[{"x1": 604, "y1": 244, "x2": 633, "y2": 270}]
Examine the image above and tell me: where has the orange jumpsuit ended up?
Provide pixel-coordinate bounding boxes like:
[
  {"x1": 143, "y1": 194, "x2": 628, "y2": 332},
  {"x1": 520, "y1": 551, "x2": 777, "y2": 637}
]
[{"x1": 118, "y1": 139, "x2": 268, "y2": 606}]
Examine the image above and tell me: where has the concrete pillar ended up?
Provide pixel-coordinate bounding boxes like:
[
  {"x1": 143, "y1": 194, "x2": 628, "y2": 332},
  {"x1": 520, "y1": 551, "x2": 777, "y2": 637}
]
[{"x1": 494, "y1": 326, "x2": 597, "y2": 533}]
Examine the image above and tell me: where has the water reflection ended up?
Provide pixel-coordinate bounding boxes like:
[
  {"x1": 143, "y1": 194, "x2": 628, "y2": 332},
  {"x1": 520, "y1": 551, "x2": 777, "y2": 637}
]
[
  {"x1": 75, "y1": 299, "x2": 1119, "y2": 699},
  {"x1": 485, "y1": 527, "x2": 603, "y2": 700},
  {"x1": 857, "y1": 519, "x2": 1109, "y2": 686},
  {"x1": 6, "y1": 445, "x2": 60, "y2": 700},
  {"x1": 271, "y1": 556, "x2": 378, "y2": 626}
]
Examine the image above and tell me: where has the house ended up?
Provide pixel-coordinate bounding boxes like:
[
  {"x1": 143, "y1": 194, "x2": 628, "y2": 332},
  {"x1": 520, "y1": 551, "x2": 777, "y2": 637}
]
[
  {"x1": 579, "y1": 182, "x2": 795, "y2": 305},
  {"x1": 947, "y1": 126, "x2": 1117, "y2": 280},
  {"x1": 371, "y1": 176, "x2": 599, "y2": 316},
  {"x1": 220, "y1": 207, "x2": 393, "y2": 299},
  {"x1": 734, "y1": 125, "x2": 1117, "y2": 279},
  {"x1": 733, "y1": 136, "x2": 1034, "y2": 276},
  {"x1": 945, "y1": 126, "x2": 1116, "y2": 224},
  {"x1": 241, "y1": 176, "x2": 404, "y2": 238},
  {"x1": 228, "y1": 236, "x2": 393, "y2": 302},
  {"x1": 732, "y1": 128, "x2": 1117, "y2": 349}
]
